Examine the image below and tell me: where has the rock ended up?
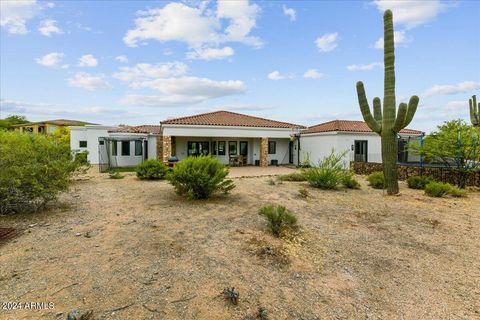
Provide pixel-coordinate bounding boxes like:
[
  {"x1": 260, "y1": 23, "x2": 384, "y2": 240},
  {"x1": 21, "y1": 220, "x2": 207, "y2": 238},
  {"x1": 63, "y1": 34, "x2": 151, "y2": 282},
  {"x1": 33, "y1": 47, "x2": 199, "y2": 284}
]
[{"x1": 75, "y1": 233, "x2": 82, "y2": 237}]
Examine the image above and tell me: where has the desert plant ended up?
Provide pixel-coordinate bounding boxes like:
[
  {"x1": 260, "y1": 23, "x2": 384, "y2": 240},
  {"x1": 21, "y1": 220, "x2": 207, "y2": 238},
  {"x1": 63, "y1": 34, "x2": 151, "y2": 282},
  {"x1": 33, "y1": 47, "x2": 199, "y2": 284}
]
[
  {"x1": 424, "y1": 182, "x2": 452, "y2": 197},
  {"x1": 406, "y1": 175, "x2": 434, "y2": 189},
  {"x1": 367, "y1": 171, "x2": 385, "y2": 189},
  {"x1": 258, "y1": 204, "x2": 298, "y2": 237},
  {"x1": 303, "y1": 150, "x2": 351, "y2": 189},
  {"x1": 0, "y1": 131, "x2": 84, "y2": 214},
  {"x1": 136, "y1": 159, "x2": 169, "y2": 180},
  {"x1": 298, "y1": 187, "x2": 309, "y2": 198},
  {"x1": 341, "y1": 171, "x2": 361, "y2": 189},
  {"x1": 108, "y1": 171, "x2": 124, "y2": 179},
  {"x1": 278, "y1": 172, "x2": 306, "y2": 182},
  {"x1": 470, "y1": 95, "x2": 479, "y2": 127},
  {"x1": 448, "y1": 185, "x2": 467, "y2": 197},
  {"x1": 356, "y1": 9, "x2": 419, "y2": 195},
  {"x1": 167, "y1": 155, "x2": 235, "y2": 199}
]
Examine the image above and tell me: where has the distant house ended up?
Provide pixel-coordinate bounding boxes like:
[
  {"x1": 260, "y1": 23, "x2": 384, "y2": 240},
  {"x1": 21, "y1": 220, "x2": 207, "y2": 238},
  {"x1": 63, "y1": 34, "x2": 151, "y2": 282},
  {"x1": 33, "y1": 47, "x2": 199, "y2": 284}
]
[
  {"x1": 69, "y1": 111, "x2": 423, "y2": 169},
  {"x1": 11, "y1": 119, "x2": 95, "y2": 135}
]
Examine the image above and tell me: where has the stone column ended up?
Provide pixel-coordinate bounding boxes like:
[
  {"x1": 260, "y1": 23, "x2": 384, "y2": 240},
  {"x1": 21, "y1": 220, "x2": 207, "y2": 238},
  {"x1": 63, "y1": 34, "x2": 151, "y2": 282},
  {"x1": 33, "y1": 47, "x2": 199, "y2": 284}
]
[
  {"x1": 156, "y1": 136, "x2": 163, "y2": 160},
  {"x1": 162, "y1": 136, "x2": 172, "y2": 162},
  {"x1": 260, "y1": 137, "x2": 268, "y2": 167}
]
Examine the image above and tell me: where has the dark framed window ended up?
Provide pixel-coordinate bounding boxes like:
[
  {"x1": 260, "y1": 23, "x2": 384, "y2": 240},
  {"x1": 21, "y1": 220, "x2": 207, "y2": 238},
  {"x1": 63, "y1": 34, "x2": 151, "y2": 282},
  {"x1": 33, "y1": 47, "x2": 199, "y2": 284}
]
[
  {"x1": 239, "y1": 141, "x2": 248, "y2": 156},
  {"x1": 121, "y1": 141, "x2": 130, "y2": 156},
  {"x1": 188, "y1": 141, "x2": 209, "y2": 156},
  {"x1": 79, "y1": 140, "x2": 87, "y2": 148},
  {"x1": 112, "y1": 142, "x2": 118, "y2": 156},
  {"x1": 218, "y1": 141, "x2": 226, "y2": 155},
  {"x1": 268, "y1": 141, "x2": 276, "y2": 154},
  {"x1": 212, "y1": 141, "x2": 217, "y2": 155},
  {"x1": 135, "y1": 141, "x2": 142, "y2": 156},
  {"x1": 99, "y1": 140, "x2": 104, "y2": 145},
  {"x1": 229, "y1": 141, "x2": 237, "y2": 155}
]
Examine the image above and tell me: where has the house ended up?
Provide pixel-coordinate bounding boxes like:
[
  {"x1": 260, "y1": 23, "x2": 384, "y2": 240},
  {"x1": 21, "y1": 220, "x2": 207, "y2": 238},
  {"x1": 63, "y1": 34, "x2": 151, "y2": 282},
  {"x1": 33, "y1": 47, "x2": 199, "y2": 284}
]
[
  {"x1": 69, "y1": 111, "x2": 423, "y2": 170},
  {"x1": 298, "y1": 120, "x2": 423, "y2": 167},
  {"x1": 12, "y1": 119, "x2": 94, "y2": 134}
]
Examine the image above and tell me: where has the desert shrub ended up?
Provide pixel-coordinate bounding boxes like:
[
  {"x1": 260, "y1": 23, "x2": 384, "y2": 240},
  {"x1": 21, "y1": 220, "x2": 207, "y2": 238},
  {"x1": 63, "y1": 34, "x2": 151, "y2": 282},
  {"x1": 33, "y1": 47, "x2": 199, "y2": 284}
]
[
  {"x1": 406, "y1": 175, "x2": 434, "y2": 189},
  {"x1": 298, "y1": 187, "x2": 309, "y2": 198},
  {"x1": 278, "y1": 172, "x2": 306, "y2": 182},
  {"x1": 341, "y1": 171, "x2": 361, "y2": 189},
  {"x1": 367, "y1": 171, "x2": 385, "y2": 189},
  {"x1": 448, "y1": 185, "x2": 466, "y2": 197},
  {"x1": 424, "y1": 182, "x2": 451, "y2": 197},
  {"x1": 136, "y1": 159, "x2": 168, "y2": 180},
  {"x1": 258, "y1": 204, "x2": 297, "y2": 237},
  {"x1": 0, "y1": 131, "x2": 84, "y2": 214},
  {"x1": 167, "y1": 155, "x2": 235, "y2": 199},
  {"x1": 303, "y1": 150, "x2": 353, "y2": 190},
  {"x1": 109, "y1": 171, "x2": 124, "y2": 179}
]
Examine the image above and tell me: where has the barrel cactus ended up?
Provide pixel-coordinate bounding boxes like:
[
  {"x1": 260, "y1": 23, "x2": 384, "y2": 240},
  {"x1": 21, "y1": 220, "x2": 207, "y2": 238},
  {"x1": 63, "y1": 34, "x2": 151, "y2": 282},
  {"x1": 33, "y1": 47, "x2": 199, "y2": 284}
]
[
  {"x1": 356, "y1": 9, "x2": 419, "y2": 195},
  {"x1": 470, "y1": 95, "x2": 479, "y2": 126}
]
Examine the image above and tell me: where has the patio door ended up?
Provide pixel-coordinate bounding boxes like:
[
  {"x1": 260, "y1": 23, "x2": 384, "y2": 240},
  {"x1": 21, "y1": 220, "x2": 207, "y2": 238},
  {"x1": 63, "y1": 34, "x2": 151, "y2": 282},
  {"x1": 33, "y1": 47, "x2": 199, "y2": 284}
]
[
  {"x1": 239, "y1": 141, "x2": 248, "y2": 156},
  {"x1": 354, "y1": 140, "x2": 368, "y2": 162},
  {"x1": 188, "y1": 141, "x2": 209, "y2": 156}
]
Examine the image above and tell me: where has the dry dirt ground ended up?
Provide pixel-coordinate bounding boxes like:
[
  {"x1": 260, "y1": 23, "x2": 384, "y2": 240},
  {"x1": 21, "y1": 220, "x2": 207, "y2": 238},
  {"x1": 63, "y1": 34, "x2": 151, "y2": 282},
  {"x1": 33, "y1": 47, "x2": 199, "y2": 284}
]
[{"x1": 1, "y1": 170, "x2": 479, "y2": 320}]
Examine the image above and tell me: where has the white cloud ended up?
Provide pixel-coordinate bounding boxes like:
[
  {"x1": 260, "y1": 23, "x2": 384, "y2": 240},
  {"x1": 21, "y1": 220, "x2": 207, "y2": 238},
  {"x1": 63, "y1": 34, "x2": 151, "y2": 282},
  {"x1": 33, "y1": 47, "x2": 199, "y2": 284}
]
[
  {"x1": 113, "y1": 62, "x2": 188, "y2": 82},
  {"x1": 374, "y1": 30, "x2": 410, "y2": 49},
  {"x1": 68, "y1": 72, "x2": 111, "y2": 91},
  {"x1": 267, "y1": 71, "x2": 287, "y2": 81},
  {"x1": 446, "y1": 100, "x2": 468, "y2": 110},
  {"x1": 0, "y1": 0, "x2": 40, "y2": 34},
  {"x1": 186, "y1": 46, "x2": 234, "y2": 60},
  {"x1": 123, "y1": 1, "x2": 261, "y2": 49},
  {"x1": 115, "y1": 55, "x2": 128, "y2": 63},
  {"x1": 303, "y1": 69, "x2": 324, "y2": 79},
  {"x1": 35, "y1": 52, "x2": 64, "y2": 67},
  {"x1": 424, "y1": 81, "x2": 480, "y2": 97},
  {"x1": 38, "y1": 19, "x2": 62, "y2": 36},
  {"x1": 347, "y1": 62, "x2": 383, "y2": 71},
  {"x1": 315, "y1": 32, "x2": 338, "y2": 52},
  {"x1": 77, "y1": 54, "x2": 98, "y2": 67},
  {"x1": 282, "y1": 4, "x2": 296, "y2": 22},
  {"x1": 373, "y1": 0, "x2": 446, "y2": 29}
]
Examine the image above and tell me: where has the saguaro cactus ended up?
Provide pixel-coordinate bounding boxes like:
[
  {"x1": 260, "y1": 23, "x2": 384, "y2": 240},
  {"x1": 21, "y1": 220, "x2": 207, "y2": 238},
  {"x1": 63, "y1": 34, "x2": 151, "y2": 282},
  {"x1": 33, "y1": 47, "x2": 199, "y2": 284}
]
[
  {"x1": 469, "y1": 95, "x2": 479, "y2": 126},
  {"x1": 356, "y1": 10, "x2": 419, "y2": 195}
]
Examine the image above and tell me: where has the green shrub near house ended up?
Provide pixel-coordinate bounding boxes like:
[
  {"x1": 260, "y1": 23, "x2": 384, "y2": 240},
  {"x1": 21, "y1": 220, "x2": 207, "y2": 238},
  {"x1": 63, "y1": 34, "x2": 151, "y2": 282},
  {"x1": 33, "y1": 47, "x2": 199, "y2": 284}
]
[
  {"x1": 167, "y1": 155, "x2": 235, "y2": 199},
  {"x1": 0, "y1": 131, "x2": 86, "y2": 214},
  {"x1": 136, "y1": 159, "x2": 169, "y2": 180},
  {"x1": 258, "y1": 204, "x2": 298, "y2": 237},
  {"x1": 277, "y1": 172, "x2": 306, "y2": 182},
  {"x1": 406, "y1": 175, "x2": 434, "y2": 190},
  {"x1": 424, "y1": 182, "x2": 466, "y2": 198},
  {"x1": 367, "y1": 171, "x2": 385, "y2": 189}
]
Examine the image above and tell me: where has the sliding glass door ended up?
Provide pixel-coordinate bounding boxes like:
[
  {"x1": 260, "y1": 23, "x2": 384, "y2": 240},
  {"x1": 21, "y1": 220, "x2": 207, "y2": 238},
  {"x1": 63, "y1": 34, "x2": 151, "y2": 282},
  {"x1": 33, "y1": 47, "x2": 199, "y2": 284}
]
[{"x1": 187, "y1": 141, "x2": 209, "y2": 156}]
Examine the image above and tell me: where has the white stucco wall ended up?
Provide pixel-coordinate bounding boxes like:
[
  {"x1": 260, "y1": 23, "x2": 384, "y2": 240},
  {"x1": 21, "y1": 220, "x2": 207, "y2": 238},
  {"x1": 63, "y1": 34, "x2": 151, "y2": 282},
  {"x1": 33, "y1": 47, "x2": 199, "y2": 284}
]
[
  {"x1": 147, "y1": 136, "x2": 157, "y2": 160},
  {"x1": 162, "y1": 124, "x2": 294, "y2": 139}
]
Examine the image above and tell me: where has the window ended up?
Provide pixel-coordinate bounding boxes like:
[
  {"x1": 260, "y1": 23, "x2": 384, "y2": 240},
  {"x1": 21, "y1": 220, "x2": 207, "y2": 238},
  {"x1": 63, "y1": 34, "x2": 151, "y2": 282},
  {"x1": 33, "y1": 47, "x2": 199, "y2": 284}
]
[
  {"x1": 268, "y1": 141, "x2": 276, "y2": 154},
  {"x1": 212, "y1": 141, "x2": 217, "y2": 155},
  {"x1": 135, "y1": 141, "x2": 143, "y2": 156},
  {"x1": 122, "y1": 141, "x2": 130, "y2": 156},
  {"x1": 112, "y1": 142, "x2": 117, "y2": 156},
  {"x1": 239, "y1": 141, "x2": 248, "y2": 156},
  {"x1": 79, "y1": 141, "x2": 87, "y2": 148},
  {"x1": 187, "y1": 141, "x2": 209, "y2": 156},
  {"x1": 99, "y1": 140, "x2": 105, "y2": 145},
  {"x1": 218, "y1": 141, "x2": 226, "y2": 155},
  {"x1": 229, "y1": 141, "x2": 237, "y2": 155}
]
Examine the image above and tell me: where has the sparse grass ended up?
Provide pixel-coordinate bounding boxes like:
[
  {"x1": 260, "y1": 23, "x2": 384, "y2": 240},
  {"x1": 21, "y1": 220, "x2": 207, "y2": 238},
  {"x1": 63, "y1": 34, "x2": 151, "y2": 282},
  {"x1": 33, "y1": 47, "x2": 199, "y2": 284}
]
[
  {"x1": 258, "y1": 204, "x2": 298, "y2": 237},
  {"x1": 278, "y1": 172, "x2": 306, "y2": 182},
  {"x1": 298, "y1": 187, "x2": 309, "y2": 198}
]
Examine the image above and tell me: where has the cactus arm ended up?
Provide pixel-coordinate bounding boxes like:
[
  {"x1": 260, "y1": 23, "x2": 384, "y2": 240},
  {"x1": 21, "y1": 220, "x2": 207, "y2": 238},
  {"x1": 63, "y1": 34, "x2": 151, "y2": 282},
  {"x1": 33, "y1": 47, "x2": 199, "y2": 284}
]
[
  {"x1": 470, "y1": 95, "x2": 479, "y2": 126},
  {"x1": 356, "y1": 81, "x2": 381, "y2": 133},
  {"x1": 402, "y1": 95, "x2": 419, "y2": 129},
  {"x1": 373, "y1": 97, "x2": 382, "y2": 122},
  {"x1": 393, "y1": 103, "x2": 407, "y2": 133}
]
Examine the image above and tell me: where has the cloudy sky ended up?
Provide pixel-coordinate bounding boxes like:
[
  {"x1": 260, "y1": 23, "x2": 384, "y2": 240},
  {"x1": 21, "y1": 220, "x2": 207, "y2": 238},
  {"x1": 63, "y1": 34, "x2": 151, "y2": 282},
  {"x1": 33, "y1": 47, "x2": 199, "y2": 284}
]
[{"x1": 0, "y1": 0, "x2": 479, "y2": 132}]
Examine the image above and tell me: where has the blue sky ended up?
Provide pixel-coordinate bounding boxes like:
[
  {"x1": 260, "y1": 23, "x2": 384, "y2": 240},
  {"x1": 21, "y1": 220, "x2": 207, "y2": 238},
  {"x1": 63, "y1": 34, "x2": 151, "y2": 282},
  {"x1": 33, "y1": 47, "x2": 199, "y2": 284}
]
[{"x1": 1, "y1": 0, "x2": 479, "y2": 132}]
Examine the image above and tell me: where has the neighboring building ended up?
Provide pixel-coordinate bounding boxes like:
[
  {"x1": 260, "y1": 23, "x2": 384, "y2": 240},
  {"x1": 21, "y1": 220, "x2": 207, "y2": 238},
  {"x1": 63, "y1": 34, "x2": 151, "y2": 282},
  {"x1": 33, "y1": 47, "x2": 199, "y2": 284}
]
[
  {"x1": 12, "y1": 119, "x2": 94, "y2": 134},
  {"x1": 299, "y1": 120, "x2": 423, "y2": 167},
  {"x1": 69, "y1": 111, "x2": 423, "y2": 169}
]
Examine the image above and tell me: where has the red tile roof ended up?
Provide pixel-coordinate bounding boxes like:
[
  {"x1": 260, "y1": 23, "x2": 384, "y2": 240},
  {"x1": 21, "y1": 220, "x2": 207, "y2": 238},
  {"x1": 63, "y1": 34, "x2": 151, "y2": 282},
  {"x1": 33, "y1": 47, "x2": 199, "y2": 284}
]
[
  {"x1": 109, "y1": 125, "x2": 161, "y2": 134},
  {"x1": 302, "y1": 120, "x2": 423, "y2": 135},
  {"x1": 161, "y1": 110, "x2": 305, "y2": 129}
]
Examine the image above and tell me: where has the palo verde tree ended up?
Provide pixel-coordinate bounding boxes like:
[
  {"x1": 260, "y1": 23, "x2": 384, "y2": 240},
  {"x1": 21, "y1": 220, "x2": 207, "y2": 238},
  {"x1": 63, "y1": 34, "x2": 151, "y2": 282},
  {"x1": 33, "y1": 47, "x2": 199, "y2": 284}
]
[
  {"x1": 469, "y1": 95, "x2": 479, "y2": 127},
  {"x1": 356, "y1": 9, "x2": 419, "y2": 195}
]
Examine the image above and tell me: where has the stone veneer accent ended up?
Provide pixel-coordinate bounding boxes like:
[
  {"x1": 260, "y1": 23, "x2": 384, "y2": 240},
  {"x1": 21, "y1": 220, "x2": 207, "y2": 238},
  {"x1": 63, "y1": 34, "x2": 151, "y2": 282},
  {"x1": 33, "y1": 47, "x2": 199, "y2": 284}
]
[
  {"x1": 156, "y1": 135, "x2": 163, "y2": 160},
  {"x1": 260, "y1": 137, "x2": 268, "y2": 167},
  {"x1": 162, "y1": 136, "x2": 172, "y2": 162}
]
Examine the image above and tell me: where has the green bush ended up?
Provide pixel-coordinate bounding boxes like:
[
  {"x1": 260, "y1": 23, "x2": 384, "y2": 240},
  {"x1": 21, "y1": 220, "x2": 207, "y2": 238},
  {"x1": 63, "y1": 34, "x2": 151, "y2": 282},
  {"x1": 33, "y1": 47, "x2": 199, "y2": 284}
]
[
  {"x1": 136, "y1": 159, "x2": 169, "y2": 180},
  {"x1": 448, "y1": 185, "x2": 466, "y2": 197},
  {"x1": 0, "y1": 131, "x2": 84, "y2": 214},
  {"x1": 406, "y1": 175, "x2": 434, "y2": 189},
  {"x1": 303, "y1": 150, "x2": 353, "y2": 190},
  {"x1": 424, "y1": 182, "x2": 451, "y2": 197},
  {"x1": 367, "y1": 171, "x2": 385, "y2": 189},
  {"x1": 341, "y1": 171, "x2": 361, "y2": 189},
  {"x1": 277, "y1": 172, "x2": 306, "y2": 182},
  {"x1": 258, "y1": 204, "x2": 298, "y2": 237},
  {"x1": 167, "y1": 155, "x2": 235, "y2": 199}
]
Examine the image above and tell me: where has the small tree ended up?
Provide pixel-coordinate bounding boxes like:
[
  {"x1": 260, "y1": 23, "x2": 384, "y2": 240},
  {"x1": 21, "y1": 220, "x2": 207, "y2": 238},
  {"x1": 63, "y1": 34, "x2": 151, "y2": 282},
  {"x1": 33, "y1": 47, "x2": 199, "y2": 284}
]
[{"x1": 0, "y1": 115, "x2": 30, "y2": 130}]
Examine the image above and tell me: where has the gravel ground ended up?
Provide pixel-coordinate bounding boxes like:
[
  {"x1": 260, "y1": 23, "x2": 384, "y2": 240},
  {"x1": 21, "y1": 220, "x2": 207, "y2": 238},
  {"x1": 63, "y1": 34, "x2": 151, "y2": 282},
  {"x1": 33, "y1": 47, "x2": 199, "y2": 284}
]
[{"x1": 0, "y1": 170, "x2": 479, "y2": 320}]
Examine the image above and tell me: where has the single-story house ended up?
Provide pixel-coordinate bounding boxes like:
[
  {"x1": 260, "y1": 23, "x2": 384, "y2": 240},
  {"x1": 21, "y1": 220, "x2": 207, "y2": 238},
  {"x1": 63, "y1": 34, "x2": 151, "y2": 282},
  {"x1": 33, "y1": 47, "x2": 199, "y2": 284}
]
[
  {"x1": 12, "y1": 119, "x2": 95, "y2": 134},
  {"x1": 69, "y1": 111, "x2": 423, "y2": 169}
]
